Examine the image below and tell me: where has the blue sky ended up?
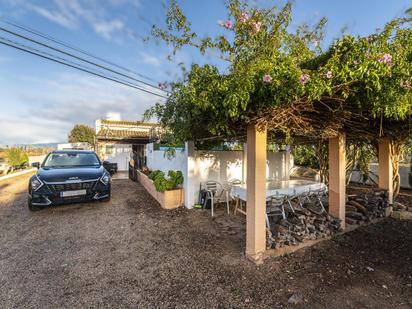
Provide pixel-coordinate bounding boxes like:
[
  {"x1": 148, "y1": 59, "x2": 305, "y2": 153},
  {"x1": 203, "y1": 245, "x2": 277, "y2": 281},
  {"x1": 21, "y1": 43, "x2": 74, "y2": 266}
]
[{"x1": 0, "y1": 0, "x2": 410, "y2": 145}]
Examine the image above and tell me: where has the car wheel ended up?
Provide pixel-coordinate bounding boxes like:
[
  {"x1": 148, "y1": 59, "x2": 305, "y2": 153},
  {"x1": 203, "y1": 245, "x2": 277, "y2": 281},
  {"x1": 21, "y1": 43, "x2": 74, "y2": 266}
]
[{"x1": 28, "y1": 198, "x2": 41, "y2": 211}]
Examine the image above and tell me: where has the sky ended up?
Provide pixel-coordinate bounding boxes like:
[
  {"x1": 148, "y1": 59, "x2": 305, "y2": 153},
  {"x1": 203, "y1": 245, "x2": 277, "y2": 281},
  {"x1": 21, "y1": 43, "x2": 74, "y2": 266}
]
[{"x1": 0, "y1": 0, "x2": 410, "y2": 145}]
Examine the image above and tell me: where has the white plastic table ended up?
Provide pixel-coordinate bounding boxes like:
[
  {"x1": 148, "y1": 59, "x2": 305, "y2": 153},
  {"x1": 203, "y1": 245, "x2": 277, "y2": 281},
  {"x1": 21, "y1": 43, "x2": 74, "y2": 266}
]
[{"x1": 231, "y1": 179, "x2": 326, "y2": 202}]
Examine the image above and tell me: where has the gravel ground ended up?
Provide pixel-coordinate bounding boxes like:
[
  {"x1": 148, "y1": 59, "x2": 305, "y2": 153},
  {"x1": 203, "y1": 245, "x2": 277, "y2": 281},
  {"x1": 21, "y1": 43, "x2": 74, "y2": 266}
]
[{"x1": 0, "y1": 174, "x2": 411, "y2": 308}]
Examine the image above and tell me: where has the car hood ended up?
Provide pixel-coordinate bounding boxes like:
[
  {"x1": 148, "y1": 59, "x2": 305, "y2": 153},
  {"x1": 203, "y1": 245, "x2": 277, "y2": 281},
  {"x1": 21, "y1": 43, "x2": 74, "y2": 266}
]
[{"x1": 37, "y1": 166, "x2": 104, "y2": 183}]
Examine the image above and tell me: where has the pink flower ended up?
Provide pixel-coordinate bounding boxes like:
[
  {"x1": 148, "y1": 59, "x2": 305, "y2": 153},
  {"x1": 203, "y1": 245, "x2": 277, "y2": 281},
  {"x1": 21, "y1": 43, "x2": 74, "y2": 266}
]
[
  {"x1": 219, "y1": 20, "x2": 232, "y2": 29},
  {"x1": 300, "y1": 74, "x2": 310, "y2": 85},
  {"x1": 353, "y1": 60, "x2": 359, "y2": 65},
  {"x1": 310, "y1": 38, "x2": 319, "y2": 47},
  {"x1": 400, "y1": 80, "x2": 412, "y2": 90},
  {"x1": 325, "y1": 71, "x2": 333, "y2": 79},
  {"x1": 262, "y1": 74, "x2": 272, "y2": 83},
  {"x1": 251, "y1": 21, "x2": 262, "y2": 34},
  {"x1": 378, "y1": 53, "x2": 392, "y2": 64},
  {"x1": 239, "y1": 12, "x2": 249, "y2": 23}
]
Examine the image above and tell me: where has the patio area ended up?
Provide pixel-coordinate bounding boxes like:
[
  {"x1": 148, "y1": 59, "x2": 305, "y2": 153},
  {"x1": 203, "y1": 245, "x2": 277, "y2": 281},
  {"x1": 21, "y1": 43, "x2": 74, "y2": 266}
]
[{"x1": 140, "y1": 135, "x2": 401, "y2": 262}]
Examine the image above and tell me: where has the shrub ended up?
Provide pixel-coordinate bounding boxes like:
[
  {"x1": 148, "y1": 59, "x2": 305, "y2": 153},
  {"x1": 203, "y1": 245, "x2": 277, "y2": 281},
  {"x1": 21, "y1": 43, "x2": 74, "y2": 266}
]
[
  {"x1": 292, "y1": 145, "x2": 318, "y2": 169},
  {"x1": 148, "y1": 170, "x2": 164, "y2": 181},
  {"x1": 168, "y1": 170, "x2": 183, "y2": 188},
  {"x1": 148, "y1": 169, "x2": 183, "y2": 192},
  {"x1": 153, "y1": 175, "x2": 174, "y2": 192},
  {"x1": 5, "y1": 147, "x2": 28, "y2": 170}
]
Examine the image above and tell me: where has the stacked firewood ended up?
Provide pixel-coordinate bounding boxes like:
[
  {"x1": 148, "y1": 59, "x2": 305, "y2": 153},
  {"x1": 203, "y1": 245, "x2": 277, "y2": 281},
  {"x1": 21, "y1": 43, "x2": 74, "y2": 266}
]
[
  {"x1": 345, "y1": 189, "x2": 389, "y2": 226},
  {"x1": 268, "y1": 205, "x2": 342, "y2": 249},
  {"x1": 267, "y1": 189, "x2": 389, "y2": 249}
]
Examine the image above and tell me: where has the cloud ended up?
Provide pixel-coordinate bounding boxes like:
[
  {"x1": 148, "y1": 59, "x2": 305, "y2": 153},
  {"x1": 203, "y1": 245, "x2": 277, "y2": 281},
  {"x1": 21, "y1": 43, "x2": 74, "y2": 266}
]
[
  {"x1": 0, "y1": 72, "x2": 165, "y2": 144},
  {"x1": 26, "y1": 3, "x2": 76, "y2": 29},
  {"x1": 140, "y1": 52, "x2": 161, "y2": 67},
  {"x1": 23, "y1": 0, "x2": 131, "y2": 40},
  {"x1": 93, "y1": 20, "x2": 125, "y2": 40}
]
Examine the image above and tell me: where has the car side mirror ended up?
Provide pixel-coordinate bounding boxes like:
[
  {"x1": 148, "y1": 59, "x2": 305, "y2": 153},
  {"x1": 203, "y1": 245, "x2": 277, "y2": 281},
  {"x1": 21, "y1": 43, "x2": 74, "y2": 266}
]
[
  {"x1": 103, "y1": 161, "x2": 110, "y2": 165},
  {"x1": 31, "y1": 162, "x2": 40, "y2": 169}
]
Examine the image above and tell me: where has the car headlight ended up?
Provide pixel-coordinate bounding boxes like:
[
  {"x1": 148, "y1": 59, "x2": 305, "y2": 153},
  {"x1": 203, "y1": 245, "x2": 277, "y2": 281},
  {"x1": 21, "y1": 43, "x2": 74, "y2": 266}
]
[
  {"x1": 100, "y1": 173, "x2": 111, "y2": 186},
  {"x1": 31, "y1": 176, "x2": 44, "y2": 191}
]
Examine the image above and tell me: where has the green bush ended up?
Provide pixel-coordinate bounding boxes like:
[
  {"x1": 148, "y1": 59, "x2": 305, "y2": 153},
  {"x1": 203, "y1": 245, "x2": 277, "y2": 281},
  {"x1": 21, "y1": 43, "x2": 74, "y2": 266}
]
[
  {"x1": 5, "y1": 147, "x2": 28, "y2": 170},
  {"x1": 292, "y1": 145, "x2": 319, "y2": 169},
  {"x1": 153, "y1": 175, "x2": 174, "y2": 192},
  {"x1": 148, "y1": 170, "x2": 164, "y2": 181},
  {"x1": 168, "y1": 170, "x2": 183, "y2": 188},
  {"x1": 148, "y1": 169, "x2": 183, "y2": 192}
]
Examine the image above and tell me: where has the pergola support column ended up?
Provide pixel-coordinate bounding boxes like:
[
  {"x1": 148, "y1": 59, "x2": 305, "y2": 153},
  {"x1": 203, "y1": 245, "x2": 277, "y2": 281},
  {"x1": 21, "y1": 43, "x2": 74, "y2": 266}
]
[
  {"x1": 246, "y1": 124, "x2": 267, "y2": 262},
  {"x1": 378, "y1": 138, "x2": 393, "y2": 207},
  {"x1": 328, "y1": 133, "x2": 346, "y2": 230}
]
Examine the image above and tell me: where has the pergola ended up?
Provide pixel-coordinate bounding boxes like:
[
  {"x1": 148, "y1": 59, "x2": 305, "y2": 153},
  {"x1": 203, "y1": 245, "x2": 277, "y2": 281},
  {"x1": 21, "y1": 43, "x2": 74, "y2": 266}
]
[
  {"x1": 243, "y1": 124, "x2": 394, "y2": 262},
  {"x1": 144, "y1": 0, "x2": 411, "y2": 263}
]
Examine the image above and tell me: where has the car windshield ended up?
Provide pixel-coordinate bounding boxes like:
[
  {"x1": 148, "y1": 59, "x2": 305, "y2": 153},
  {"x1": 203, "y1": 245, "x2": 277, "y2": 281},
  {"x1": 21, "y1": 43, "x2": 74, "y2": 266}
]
[{"x1": 43, "y1": 153, "x2": 100, "y2": 167}]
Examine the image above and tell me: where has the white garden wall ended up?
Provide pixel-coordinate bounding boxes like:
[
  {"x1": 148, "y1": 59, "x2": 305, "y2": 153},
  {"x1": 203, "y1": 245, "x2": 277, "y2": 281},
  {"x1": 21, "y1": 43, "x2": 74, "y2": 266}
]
[
  {"x1": 185, "y1": 149, "x2": 291, "y2": 208},
  {"x1": 145, "y1": 143, "x2": 186, "y2": 175},
  {"x1": 144, "y1": 143, "x2": 292, "y2": 208},
  {"x1": 351, "y1": 163, "x2": 412, "y2": 189}
]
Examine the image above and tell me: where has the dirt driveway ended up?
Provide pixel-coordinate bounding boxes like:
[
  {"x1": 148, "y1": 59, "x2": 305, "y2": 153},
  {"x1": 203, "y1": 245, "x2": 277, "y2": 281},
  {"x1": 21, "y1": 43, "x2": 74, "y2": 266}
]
[{"x1": 0, "y1": 174, "x2": 411, "y2": 308}]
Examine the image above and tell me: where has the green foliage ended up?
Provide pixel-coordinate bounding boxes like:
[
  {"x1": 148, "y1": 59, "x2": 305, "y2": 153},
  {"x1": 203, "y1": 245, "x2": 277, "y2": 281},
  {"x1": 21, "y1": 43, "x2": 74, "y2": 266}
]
[
  {"x1": 68, "y1": 124, "x2": 95, "y2": 146},
  {"x1": 168, "y1": 170, "x2": 183, "y2": 188},
  {"x1": 153, "y1": 175, "x2": 174, "y2": 192},
  {"x1": 5, "y1": 147, "x2": 28, "y2": 167},
  {"x1": 148, "y1": 170, "x2": 164, "y2": 181},
  {"x1": 293, "y1": 145, "x2": 318, "y2": 169},
  {"x1": 146, "y1": 0, "x2": 412, "y2": 143},
  {"x1": 148, "y1": 170, "x2": 183, "y2": 192}
]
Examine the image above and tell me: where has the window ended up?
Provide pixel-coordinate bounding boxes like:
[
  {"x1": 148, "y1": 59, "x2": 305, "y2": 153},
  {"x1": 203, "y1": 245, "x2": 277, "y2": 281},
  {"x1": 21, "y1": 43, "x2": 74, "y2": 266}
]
[{"x1": 43, "y1": 152, "x2": 100, "y2": 167}]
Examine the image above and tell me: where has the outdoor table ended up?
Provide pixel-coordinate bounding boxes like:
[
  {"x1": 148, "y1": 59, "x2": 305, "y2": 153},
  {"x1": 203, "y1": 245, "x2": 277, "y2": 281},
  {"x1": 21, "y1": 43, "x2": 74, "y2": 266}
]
[{"x1": 231, "y1": 179, "x2": 326, "y2": 202}]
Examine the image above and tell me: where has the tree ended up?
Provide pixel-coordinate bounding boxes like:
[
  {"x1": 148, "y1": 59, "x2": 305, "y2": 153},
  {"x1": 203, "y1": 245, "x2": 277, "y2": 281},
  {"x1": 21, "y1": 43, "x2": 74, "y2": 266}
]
[
  {"x1": 68, "y1": 124, "x2": 95, "y2": 146},
  {"x1": 6, "y1": 147, "x2": 28, "y2": 172},
  {"x1": 145, "y1": 0, "x2": 411, "y2": 199},
  {"x1": 146, "y1": 0, "x2": 411, "y2": 143},
  {"x1": 292, "y1": 145, "x2": 318, "y2": 169}
]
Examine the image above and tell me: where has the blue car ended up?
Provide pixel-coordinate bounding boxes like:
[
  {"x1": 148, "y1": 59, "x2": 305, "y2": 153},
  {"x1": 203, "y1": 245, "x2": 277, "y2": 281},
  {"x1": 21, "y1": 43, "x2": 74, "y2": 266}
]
[{"x1": 28, "y1": 150, "x2": 111, "y2": 211}]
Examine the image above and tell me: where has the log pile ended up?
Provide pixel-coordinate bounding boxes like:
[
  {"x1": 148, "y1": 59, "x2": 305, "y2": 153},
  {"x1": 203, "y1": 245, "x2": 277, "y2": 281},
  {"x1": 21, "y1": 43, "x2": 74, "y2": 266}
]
[
  {"x1": 345, "y1": 189, "x2": 389, "y2": 226},
  {"x1": 267, "y1": 189, "x2": 389, "y2": 250},
  {"x1": 268, "y1": 205, "x2": 342, "y2": 249}
]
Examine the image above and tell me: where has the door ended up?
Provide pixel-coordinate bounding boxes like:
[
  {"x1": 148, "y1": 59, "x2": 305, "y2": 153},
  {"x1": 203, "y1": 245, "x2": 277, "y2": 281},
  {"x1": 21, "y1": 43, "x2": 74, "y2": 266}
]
[{"x1": 104, "y1": 144, "x2": 132, "y2": 171}]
